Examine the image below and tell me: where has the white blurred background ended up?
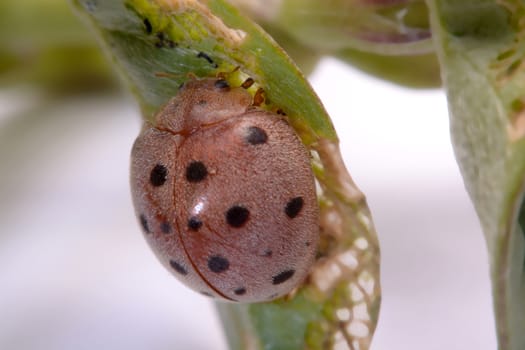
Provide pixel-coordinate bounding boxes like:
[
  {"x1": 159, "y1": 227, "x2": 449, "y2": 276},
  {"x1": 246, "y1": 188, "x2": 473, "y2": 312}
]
[{"x1": 0, "y1": 57, "x2": 496, "y2": 350}]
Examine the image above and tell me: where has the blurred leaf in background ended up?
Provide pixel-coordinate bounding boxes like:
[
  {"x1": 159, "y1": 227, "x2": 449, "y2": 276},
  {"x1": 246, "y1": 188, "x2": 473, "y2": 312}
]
[
  {"x1": 428, "y1": 1, "x2": 525, "y2": 349},
  {"x1": 229, "y1": 0, "x2": 441, "y2": 88},
  {"x1": 0, "y1": 0, "x2": 117, "y2": 95}
]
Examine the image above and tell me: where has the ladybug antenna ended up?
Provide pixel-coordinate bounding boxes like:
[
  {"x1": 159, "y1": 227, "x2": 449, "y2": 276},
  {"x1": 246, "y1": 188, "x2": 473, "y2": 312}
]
[
  {"x1": 216, "y1": 66, "x2": 240, "y2": 81},
  {"x1": 185, "y1": 72, "x2": 198, "y2": 81},
  {"x1": 154, "y1": 71, "x2": 184, "y2": 79}
]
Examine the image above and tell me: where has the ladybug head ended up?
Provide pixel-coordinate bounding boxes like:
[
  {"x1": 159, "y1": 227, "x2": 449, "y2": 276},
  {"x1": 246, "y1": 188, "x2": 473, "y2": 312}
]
[{"x1": 155, "y1": 78, "x2": 253, "y2": 134}]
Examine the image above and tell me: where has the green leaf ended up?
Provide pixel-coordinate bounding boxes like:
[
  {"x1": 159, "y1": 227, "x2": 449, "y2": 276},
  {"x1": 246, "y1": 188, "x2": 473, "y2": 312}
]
[
  {"x1": 228, "y1": 0, "x2": 441, "y2": 88},
  {"x1": 0, "y1": 0, "x2": 115, "y2": 93},
  {"x1": 72, "y1": 0, "x2": 381, "y2": 349},
  {"x1": 230, "y1": 0, "x2": 434, "y2": 55},
  {"x1": 427, "y1": 1, "x2": 525, "y2": 349}
]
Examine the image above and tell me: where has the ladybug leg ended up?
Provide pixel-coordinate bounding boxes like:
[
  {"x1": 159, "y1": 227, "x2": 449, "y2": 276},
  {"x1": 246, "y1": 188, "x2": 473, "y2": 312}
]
[
  {"x1": 253, "y1": 87, "x2": 265, "y2": 107},
  {"x1": 216, "y1": 66, "x2": 240, "y2": 80},
  {"x1": 153, "y1": 71, "x2": 198, "y2": 90},
  {"x1": 241, "y1": 77, "x2": 255, "y2": 89}
]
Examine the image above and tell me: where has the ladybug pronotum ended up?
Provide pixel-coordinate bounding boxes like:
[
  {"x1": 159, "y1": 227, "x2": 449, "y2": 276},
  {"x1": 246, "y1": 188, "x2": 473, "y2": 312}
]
[{"x1": 130, "y1": 77, "x2": 319, "y2": 302}]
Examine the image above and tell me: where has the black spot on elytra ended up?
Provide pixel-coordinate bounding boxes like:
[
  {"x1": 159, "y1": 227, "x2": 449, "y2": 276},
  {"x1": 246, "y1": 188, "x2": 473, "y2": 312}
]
[
  {"x1": 245, "y1": 126, "x2": 268, "y2": 145},
  {"x1": 188, "y1": 217, "x2": 202, "y2": 231},
  {"x1": 160, "y1": 221, "x2": 172, "y2": 234},
  {"x1": 150, "y1": 164, "x2": 168, "y2": 187},
  {"x1": 263, "y1": 249, "x2": 273, "y2": 257},
  {"x1": 143, "y1": 18, "x2": 152, "y2": 34},
  {"x1": 140, "y1": 214, "x2": 150, "y2": 233},
  {"x1": 208, "y1": 255, "x2": 230, "y2": 273},
  {"x1": 197, "y1": 52, "x2": 218, "y2": 68},
  {"x1": 305, "y1": 241, "x2": 311, "y2": 247},
  {"x1": 170, "y1": 260, "x2": 188, "y2": 275},
  {"x1": 285, "y1": 197, "x2": 304, "y2": 218},
  {"x1": 226, "y1": 206, "x2": 250, "y2": 227},
  {"x1": 214, "y1": 79, "x2": 229, "y2": 89},
  {"x1": 234, "y1": 287, "x2": 246, "y2": 295},
  {"x1": 272, "y1": 269, "x2": 295, "y2": 285},
  {"x1": 186, "y1": 161, "x2": 208, "y2": 182}
]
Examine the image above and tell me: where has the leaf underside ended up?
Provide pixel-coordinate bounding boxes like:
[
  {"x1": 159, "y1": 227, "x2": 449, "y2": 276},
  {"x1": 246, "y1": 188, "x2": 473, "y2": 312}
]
[{"x1": 428, "y1": 1, "x2": 525, "y2": 349}]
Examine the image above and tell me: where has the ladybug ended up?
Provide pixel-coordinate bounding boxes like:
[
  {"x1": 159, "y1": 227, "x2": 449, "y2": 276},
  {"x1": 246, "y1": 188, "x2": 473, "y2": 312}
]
[{"x1": 130, "y1": 77, "x2": 319, "y2": 302}]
